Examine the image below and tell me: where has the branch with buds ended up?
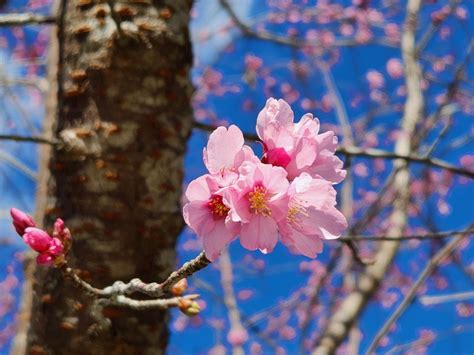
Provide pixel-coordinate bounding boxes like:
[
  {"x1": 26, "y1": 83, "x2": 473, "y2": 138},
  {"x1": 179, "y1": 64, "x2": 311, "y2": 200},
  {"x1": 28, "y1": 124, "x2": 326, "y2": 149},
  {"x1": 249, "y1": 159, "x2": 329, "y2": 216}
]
[{"x1": 10, "y1": 208, "x2": 210, "y2": 315}]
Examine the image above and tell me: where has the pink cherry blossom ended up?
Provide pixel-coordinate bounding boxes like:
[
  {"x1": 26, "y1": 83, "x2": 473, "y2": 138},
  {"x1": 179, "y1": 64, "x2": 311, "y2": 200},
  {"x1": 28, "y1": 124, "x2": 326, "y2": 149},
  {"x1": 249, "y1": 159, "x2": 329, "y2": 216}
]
[
  {"x1": 256, "y1": 98, "x2": 346, "y2": 183},
  {"x1": 225, "y1": 161, "x2": 289, "y2": 253},
  {"x1": 366, "y1": 70, "x2": 385, "y2": 89},
  {"x1": 386, "y1": 58, "x2": 404, "y2": 79},
  {"x1": 10, "y1": 208, "x2": 36, "y2": 236},
  {"x1": 278, "y1": 173, "x2": 347, "y2": 258},
  {"x1": 183, "y1": 175, "x2": 239, "y2": 261},
  {"x1": 227, "y1": 328, "x2": 249, "y2": 346},
  {"x1": 23, "y1": 227, "x2": 64, "y2": 266},
  {"x1": 203, "y1": 125, "x2": 258, "y2": 186},
  {"x1": 244, "y1": 54, "x2": 263, "y2": 71}
]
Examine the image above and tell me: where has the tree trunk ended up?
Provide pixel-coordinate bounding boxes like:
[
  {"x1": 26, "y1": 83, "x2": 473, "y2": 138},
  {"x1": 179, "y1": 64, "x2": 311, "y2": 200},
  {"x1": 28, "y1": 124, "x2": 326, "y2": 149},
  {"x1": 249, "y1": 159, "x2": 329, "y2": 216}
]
[{"x1": 16, "y1": 1, "x2": 194, "y2": 353}]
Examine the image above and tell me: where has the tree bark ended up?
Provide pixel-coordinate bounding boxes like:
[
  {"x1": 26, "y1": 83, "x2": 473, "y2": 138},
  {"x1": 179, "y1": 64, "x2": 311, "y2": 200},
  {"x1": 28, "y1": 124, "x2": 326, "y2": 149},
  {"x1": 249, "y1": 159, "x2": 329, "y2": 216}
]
[{"x1": 17, "y1": 0, "x2": 194, "y2": 354}]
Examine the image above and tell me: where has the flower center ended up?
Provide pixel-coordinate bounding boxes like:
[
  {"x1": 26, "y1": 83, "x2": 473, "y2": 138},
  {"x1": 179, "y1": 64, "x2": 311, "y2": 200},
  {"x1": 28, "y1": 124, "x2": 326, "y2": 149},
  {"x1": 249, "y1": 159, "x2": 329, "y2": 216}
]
[
  {"x1": 286, "y1": 200, "x2": 308, "y2": 228},
  {"x1": 208, "y1": 195, "x2": 230, "y2": 217},
  {"x1": 248, "y1": 186, "x2": 272, "y2": 216}
]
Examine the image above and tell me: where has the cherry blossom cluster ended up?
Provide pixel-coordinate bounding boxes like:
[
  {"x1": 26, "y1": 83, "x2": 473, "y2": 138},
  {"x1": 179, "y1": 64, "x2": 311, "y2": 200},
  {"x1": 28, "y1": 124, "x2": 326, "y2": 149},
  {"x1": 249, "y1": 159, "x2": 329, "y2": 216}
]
[
  {"x1": 10, "y1": 208, "x2": 70, "y2": 267},
  {"x1": 183, "y1": 98, "x2": 347, "y2": 261}
]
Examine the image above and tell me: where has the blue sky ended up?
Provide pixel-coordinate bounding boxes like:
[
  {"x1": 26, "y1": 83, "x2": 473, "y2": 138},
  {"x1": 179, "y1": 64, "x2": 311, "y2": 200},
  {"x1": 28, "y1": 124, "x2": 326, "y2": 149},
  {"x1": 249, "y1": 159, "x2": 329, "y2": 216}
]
[{"x1": 1, "y1": 0, "x2": 473, "y2": 354}]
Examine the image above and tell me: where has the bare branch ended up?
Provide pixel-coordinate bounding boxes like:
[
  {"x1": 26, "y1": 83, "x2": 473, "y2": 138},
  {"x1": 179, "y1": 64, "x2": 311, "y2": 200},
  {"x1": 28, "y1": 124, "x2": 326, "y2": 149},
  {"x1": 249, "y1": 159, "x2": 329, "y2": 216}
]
[
  {"x1": 318, "y1": 62, "x2": 354, "y2": 145},
  {"x1": 0, "y1": 134, "x2": 60, "y2": 146},
  {"x1": 103, "y1": 294, "x2": 200, "y2": 310},
  {"x1": 59, "y1": 252, "x2": 210, "y2": 301},
  {"x1": 339, "y1": 228, "x2": 474, "y2": 242},
  {"x1": 98, "y1": 252, "x2": 210, "y2": 298},
  {"x1": 312, "y1": 0, "x2": 425, "y2": 352},
  {"x1": 193, "y1": 122, "x2": 474, "y2": 178},
  {"x1": 419, "y1": 290, "x2": 474, "y2": 306},
  {"x1": 338, "y1": 146, "x2": 474, "y2": 179},
  {"x1": 158, "y1": 252, "x2": 211, "y2": 294},
  {"x1": 0, "y1": 13, "x2": 56, "y2": 27},
  {"x1": 220, "y1": 250, "x2": 246, "y2": 355},
  {"x1": 61, "y1": 266, "x2": 111, "y2": 297},
  {"x1": 415, "y1": 0, "x2": 459, "y2": 55},
  {"x1": 365, "y1": 227, "x2": 471, "y2": 354},
  {"x1": 386, "y1": 324, "x2": 474, "y2": 355},
  {"x1": 194, "y1": 121, "x2": 258, "y2": 141},
  {"x1": 0, "y1": 150, "x2": 37, "y2": 180},
  {"x1": 218, "y1": 0, "x2": 397, "y2": 49},
  {"x1": 298, "y1": 247, "x2": 343, "y2": 352}
]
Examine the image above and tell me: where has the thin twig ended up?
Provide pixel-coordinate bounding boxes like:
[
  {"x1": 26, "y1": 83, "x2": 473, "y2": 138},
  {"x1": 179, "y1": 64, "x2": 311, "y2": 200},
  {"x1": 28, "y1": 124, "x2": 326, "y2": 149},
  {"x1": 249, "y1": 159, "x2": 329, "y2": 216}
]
[
  {"x1": 313, "y1": 0, "x2": 425, "y2": 351},
  {"x1": 61, "y1": 266, "x2": 111, "y2": 297},
  {"x1": 159, "y1": 252, "x2": 211, "y2": 294},
  {"x1": 60, "y1": 252, "x2": 210, "y2": 301},
  {"x1": 338, "y1": 146, "x2": 474, "y2": 179},
  {"x1": 218, "y1": 0, "x2": 397, "y2": 49},
  {"x1": 419, "y1": 290, "x2": 474, "y2": 306},
  {"x1": 193, "y1": 121, "x2": 258, "y2": 141},
  {"x1": 0, "y1": 150, "x2": 37, "y2": 180},
  {"x1": 339, "y1": 228, "x2": 474, "y2": 242},
  {"x1": 193, "y1": 122, "x2": 474, "y2": 178},
  {"x1": 317, "y1": 60, "x2": 364, "y2": 265},
  {"x1": 0, "y1": 134, "x2": 60, "y2": 146},
  {"x1": 0, "y1": 13, "x2": 56, "y2": 27},
  {"x1": 103, "y1": 294, "x2": 200, "y2": 310},
  {"x1": 415, "y1": 0, "x2": 459, "y2": 55},
  {"x1": 220, "y1": 250, "x2": 246, "y2": 355},
  {"x1": 365, "y1": 227, "x2": 471, "y2": 354},
  {"x1": 385, "y1": 325, "x2": 474, "y2": 355},
  {"x1": 298, "y1": 247, "x2": 342, "y2": 354}
]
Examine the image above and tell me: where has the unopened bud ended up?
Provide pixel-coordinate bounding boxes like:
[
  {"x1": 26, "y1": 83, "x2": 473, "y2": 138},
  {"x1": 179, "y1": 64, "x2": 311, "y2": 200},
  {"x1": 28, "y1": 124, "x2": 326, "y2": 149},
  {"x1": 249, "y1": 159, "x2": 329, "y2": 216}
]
[
  {"x1": 53, "y1": 218, "x2": 72, "y2": 253},
  {"x1": 171, "y1": 278, "x2": 188, "y2": 296},
  {"x1": 178, "y1": 298, "x2": 200, "y2": 317},
  {"x1": 10, "y1": 208, "x2": 36, "y2": 236}
]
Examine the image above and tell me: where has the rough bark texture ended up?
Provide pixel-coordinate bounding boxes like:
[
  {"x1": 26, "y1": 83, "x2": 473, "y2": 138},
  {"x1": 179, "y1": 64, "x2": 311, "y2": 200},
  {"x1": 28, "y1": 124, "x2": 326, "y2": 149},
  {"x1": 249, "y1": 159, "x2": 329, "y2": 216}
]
[{"x1": 23, "y1": 0, "x2": 194, "y2": 354}]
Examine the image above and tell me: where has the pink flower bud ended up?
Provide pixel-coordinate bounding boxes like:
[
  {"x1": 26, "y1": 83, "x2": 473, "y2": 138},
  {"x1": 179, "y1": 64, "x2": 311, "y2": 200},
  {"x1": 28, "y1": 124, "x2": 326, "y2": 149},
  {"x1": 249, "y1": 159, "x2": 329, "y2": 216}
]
[
  {"x1": 36, "y1": 253, "x2": 54, "y2": 266},
  {"x1": 386, "y1": 58, "x2": 403, "y2": 79},
  {"x1": 23, "y1": 227, "x2": 52, "y2": 253},
  {"x1": 53, "y1": 218, "x2": 72, "y2": 250},
  {"x1": 264, "y1": 148, "x2": 292, "y2": 168},
  {"x1": 23, "y1": 227, "x2": 65, "y2": 267},
  {"x1": 49, "y1": 238, "x2": 64, "y2": 256},
  {"x1": 10, "y1": 208, "x2": 36, "y2": 236},
  {"x1": 245, "y1": 55, "x2": 263, "y2": 71},
  {"x1": 54, "y1": 218, "x2": 65, "y2": 233},
  {"x1": 366, "y1": 70, "x2": 385, "y2": 89},
  {"x1": 227, "y1": 328, "x2": 248, "y2": 346}
]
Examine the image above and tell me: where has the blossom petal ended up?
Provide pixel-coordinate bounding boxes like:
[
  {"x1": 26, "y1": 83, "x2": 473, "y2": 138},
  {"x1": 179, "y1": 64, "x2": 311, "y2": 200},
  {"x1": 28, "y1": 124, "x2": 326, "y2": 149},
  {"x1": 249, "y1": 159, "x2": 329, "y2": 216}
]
[
  {"x1": 256, "y1": 98, "x2": 294, "y2": 141},
  {"x1": 183, "y1": 201, "x2": 215, "y2": 236},
  {"x1": 240, "y1": 215, "x2": 278, "y2": 252},
  {"x1": 294, "y1": 114, "x2": 320, "y2": 136},
  {"x1": 203, "y1": 220, "x2": 237, "y2": 261},
  {"x1": 23, "y1": 227, "x2": 52, "y2": 253},
  {"x1": 280, "y1": 225, "x2": 324, "y2": 258},
  {"x1": 204, "y1": 125, "x2": 244, "y2": 174},
  {"x1": 185, "y1": 175, "x2": 213, "y2": 202},
  {"x1": 308, "y1": 208, "x2": 348, "y2": 239},
  {"x1": 311, "y1": 155, "x2": 346, "y2": 184}
]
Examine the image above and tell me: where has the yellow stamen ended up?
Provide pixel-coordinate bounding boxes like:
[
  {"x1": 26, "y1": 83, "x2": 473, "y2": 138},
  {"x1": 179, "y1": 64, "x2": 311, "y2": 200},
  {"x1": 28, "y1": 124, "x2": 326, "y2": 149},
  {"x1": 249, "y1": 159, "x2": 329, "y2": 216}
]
[
  {"x1": 208, "y1": 196, "x2": 230, "y2": 217},
  {"x1": 286, "y1": 200, "x2": 308, "y2": 228},
  {"x1": 248, "y1": 186, "x2": 272, "y2": 216}
]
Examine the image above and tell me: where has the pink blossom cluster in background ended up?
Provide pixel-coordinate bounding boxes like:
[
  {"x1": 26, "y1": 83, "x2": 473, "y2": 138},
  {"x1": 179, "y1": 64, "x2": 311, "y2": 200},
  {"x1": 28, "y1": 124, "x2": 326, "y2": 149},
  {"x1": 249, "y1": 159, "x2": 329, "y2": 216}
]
[
  {"x1": 183, "y1": 98, "x2": 347, "y2": 261},
  {"x1": 10, "y1": 208, "x2": 70, "y2": 266}
]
